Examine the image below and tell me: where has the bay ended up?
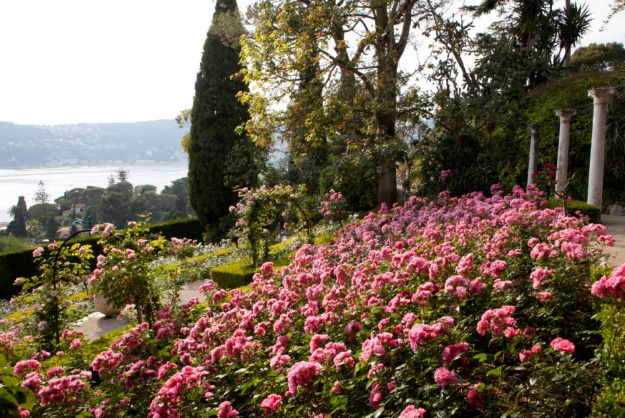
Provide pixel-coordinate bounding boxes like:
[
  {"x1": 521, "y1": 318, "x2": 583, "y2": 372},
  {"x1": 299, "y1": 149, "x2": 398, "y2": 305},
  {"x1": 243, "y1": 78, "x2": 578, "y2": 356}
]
[{"x1": 0, "y1": 163, "x2": 188, "y2": 223}]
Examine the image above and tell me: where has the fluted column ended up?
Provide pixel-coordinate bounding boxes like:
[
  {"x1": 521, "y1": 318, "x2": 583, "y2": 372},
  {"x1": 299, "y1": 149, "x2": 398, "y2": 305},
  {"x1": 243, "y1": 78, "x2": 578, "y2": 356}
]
[
  {"x1": 555, "y1": 110, "x2": 577, "y2": 194},
  {"x1": 527, "y1": 124, "x2": 543, "y2": 185},
  {"x1": 587, "y1": 88, "x2": 616, "y2": 209}
]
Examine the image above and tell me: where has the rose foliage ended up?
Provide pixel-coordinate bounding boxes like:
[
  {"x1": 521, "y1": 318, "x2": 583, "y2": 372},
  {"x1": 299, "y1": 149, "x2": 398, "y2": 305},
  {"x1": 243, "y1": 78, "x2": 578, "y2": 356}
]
[{"x1": 1, "y1": 184, "x2": 621, "y2": 417}]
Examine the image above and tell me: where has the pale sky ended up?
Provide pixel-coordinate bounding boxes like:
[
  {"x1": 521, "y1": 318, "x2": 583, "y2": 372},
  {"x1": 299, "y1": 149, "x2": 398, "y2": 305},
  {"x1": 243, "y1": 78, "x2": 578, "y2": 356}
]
[{"x1": 0, "y1": 0, "x2": 624, "y2": 126}]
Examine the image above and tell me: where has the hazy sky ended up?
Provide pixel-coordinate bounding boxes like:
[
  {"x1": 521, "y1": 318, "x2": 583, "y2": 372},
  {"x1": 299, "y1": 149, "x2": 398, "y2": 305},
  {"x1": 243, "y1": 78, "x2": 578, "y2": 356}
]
[{"x1": 0, "y1": 0, "x2": 624, "y2": 126}]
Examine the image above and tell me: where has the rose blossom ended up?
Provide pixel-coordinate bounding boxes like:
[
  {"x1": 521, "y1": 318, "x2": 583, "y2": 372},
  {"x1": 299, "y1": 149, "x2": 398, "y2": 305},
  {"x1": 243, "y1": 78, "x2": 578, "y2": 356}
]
[
  {"x1": 218, "y1": 401, "x2": 238, "y2": 418},
  {"x1": 550, "y1": 337, "x2": 575, "y2": 354},
  {"x1": 434, "y1": 367, "x2": 458, "y2": 388},
  {"x1": 286, "y1": 361, "x2": 322, "y2": 396},
  {"x1": 260, "y1": 394, "x2": 282, "y2": 415},
  {"x1": 399, "y1": 405, "x2": 426, "y2": 417}
]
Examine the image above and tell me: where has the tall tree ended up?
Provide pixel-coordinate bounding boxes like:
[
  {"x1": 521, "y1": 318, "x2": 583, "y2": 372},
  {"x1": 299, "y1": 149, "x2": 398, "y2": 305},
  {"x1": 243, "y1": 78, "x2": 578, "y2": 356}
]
[
  {"x1": 571, "y1": 42, "x2": 625, "y2": 71},
  {"x1": 100, "y1": 182, "x2": 134, "y2": 227},
  {"x1": 467, "y1": 0, "x2": 590, "y2": 85},
  {"x1": 7, "y1": 197, "x2": 27, "y2": 238},
  {"x1": 402, "y1": 0, "x2": 592, "y2": 197},
  {"x1": 188, "y1": 0, "x2": 258, "y2": 238},
  {"x1": 80, "y1": 186, "x2": 106, "y2": 224},
  {"x1": 241, "y1": 0, "x2": 433, "y2": 207},
  {"x1": 30, "y1": 181, "x2": 57, "y2": 241},
  {"x1": 34, "y1": 181, "x2": 50, "y2": 205},
  {"x1": 117, "y1": 169, "x2": 130, "y2": 183}
]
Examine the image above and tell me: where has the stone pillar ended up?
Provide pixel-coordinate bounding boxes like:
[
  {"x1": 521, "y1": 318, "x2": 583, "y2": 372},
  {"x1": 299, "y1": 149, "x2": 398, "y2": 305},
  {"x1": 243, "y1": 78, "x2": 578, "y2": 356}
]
[
  {"x1": 555, "y1": 110, "x2": 577, "y2": 195},
  {"x1": 587, "y1": 87, "x2": 616, "y2": 208},
  {"x1": 527, "y1": 124, "x2": 543, "y2": 185}
]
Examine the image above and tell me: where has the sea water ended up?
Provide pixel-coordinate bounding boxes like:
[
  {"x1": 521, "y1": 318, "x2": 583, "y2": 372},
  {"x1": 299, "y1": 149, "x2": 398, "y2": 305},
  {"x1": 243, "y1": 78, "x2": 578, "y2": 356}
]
[{"x1": 0, "y1": 164, "x2": 188, "y2": 223}]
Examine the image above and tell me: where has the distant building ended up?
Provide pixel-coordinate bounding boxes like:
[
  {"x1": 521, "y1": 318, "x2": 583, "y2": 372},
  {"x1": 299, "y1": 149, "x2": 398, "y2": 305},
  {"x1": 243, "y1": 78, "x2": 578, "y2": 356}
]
[{"x1": 61, "y1": 203, "x2": 86, "y2": 216}]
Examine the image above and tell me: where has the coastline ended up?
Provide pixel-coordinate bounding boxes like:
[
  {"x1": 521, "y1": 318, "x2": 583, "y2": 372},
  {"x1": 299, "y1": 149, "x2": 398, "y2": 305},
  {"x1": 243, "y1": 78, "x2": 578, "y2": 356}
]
[{"x1": 0, "y1": 163, "x2": 189, "y2": 223}]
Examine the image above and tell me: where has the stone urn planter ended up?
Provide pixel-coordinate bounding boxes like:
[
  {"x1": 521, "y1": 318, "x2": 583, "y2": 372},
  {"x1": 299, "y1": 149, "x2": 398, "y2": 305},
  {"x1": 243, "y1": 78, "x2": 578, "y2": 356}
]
[{"x1": 94, "y1": 294, "x2": 121, "y2": 317}]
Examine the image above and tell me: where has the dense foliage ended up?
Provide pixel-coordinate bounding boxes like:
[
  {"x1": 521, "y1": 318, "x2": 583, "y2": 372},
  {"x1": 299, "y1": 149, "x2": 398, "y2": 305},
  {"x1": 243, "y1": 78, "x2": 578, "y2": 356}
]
[
  {"x1": 571, "y1": 42, "x2": 625, "y2": 71},
  {"x1": 188, "y1": 0, "x2": 258, "y2": 240},
  {"x1": 503, "y1": 69, "x2": 625, "y2": 202},
  {"x1": 241, "y1": 0, "x2": 436, "y2": 208},
  {"x1": 1, "y1": 184, "x2": 623, "y2": 417}
]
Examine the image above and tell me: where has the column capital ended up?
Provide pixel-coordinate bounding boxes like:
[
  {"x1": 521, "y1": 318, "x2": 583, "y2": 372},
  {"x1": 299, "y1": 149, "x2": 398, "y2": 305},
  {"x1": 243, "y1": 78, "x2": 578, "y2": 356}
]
[
  {"x1": 555, "y1": 109, "x2": 577, "y2": 121},
  {"x1": 527, "y1": 124, "x2": 544, "y2": 133},
  {"x1": 588, "y1": 88, "x2": 616, "y2": 104}
]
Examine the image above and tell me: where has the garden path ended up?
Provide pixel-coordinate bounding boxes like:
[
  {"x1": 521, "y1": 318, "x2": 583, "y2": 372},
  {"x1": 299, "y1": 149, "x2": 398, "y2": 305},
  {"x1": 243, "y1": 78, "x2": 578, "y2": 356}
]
[
  {"x1": 73, "y1": 280, "x2": 207, "y2": 341},
  {"x1": 72, "y1": 215, "x2": 625, "y2": 341},
  {"x1": 601, "y1": 215, "x2": 625, "y2": 267}
]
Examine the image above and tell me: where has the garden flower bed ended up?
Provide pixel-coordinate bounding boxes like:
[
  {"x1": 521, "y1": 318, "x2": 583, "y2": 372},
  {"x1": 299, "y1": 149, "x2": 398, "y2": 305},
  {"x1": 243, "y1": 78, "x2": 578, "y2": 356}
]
[{"x1": 1, "y1": 184, "x2": 622, "y2": 417}]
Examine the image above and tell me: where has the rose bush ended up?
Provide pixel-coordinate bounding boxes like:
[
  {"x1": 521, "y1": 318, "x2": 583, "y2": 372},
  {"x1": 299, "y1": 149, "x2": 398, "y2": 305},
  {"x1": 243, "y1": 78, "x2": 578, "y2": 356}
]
[
  {"x1": 2, "y1": 183, "x2": 624, "y2": 416},
  {"x1": 89, "y1": 220, "x2": 197, "y2": 325},
  {"x1": 10, "y1": 242, "x2": 93, "y2": 352},
  {"x1": 231, "y1": 184, "x2": 315, "y2": 266}
]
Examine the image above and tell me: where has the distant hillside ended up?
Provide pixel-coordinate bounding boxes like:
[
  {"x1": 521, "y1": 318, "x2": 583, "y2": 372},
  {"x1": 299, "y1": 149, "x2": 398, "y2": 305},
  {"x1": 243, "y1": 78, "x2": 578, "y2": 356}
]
[{"x1": 0, "y1": 120, "x2": 188, "y2": 168}]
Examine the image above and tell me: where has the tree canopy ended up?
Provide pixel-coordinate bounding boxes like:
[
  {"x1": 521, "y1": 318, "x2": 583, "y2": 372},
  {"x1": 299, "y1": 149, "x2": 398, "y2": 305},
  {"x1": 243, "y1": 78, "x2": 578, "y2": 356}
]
[
  {"x1": 571, "y1": 42, "x2": 625, "y2": 71},
  {"x1": 241, "y1": 0, "x2": 436, "y2": 207},
  {"x1": 188, "y1": 0, "x2": 259, "y2": 239}
]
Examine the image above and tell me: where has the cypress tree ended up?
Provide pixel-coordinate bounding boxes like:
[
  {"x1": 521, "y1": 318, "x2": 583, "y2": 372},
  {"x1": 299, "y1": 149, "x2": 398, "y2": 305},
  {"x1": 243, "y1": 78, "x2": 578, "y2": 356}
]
[
  {"x1": 7, "y1": 206, "x2": 27, "y2": 238},
  {"x1": 188, "y1": 0, "x2": 256, "y2": 239}
]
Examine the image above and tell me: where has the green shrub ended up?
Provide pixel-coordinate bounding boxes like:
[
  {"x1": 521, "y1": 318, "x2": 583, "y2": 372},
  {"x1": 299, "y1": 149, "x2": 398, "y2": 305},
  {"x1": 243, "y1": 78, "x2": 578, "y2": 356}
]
[
  {"x1": 210, "y1": 255, "x2": 292, "y2": 289},
  {"x1": 210, "y1": 260, "x2": 257, "y2": 289},
  {"x1": 148, "y1": 218, "x2": 203, "y2": 243},
  {"x1": 314, "y1": 233, "x2": 334, "y2": 245},
  {"x1": 0, "y1": 248, "x2": 40, "y2": 300},
  {"x1": 593, "y1": 378, "x2": 625, "y2": 417},
  {"x1": 0, "y1": 235, "x2": 30, "y2": 254},
  {"x1": 0, "y1": 218, "x2": 203, "y2": 301},
  {"x1": 548, "y1": 199, "x2": 601, "y2": 223}
]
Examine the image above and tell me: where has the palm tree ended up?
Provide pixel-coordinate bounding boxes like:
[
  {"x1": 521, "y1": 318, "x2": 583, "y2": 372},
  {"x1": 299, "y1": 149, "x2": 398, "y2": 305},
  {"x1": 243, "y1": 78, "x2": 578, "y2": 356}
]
[{"x1": 471, "y1": 0, "x2": 591, "y2": 84}]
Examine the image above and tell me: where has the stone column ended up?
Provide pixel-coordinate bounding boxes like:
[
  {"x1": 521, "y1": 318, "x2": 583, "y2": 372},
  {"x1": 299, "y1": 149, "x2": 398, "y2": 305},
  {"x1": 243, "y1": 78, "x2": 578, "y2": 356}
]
[
  {"x1": 555, "y1": 110, "x2": 577, "y2": 195},
  {"x1": 527, "y1": 124, "x2": 543, "y2": 185},
  {"x1": 587, "y1": 87, "x2": 616, "y2": 208}
]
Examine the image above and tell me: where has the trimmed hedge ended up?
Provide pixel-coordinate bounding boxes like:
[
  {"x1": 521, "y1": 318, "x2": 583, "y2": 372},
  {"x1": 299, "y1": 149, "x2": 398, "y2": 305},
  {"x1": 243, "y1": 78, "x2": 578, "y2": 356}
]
[
  {"x1": 548, "y1": 199, "x2": 601, "y2": 224},
  {"x1": 210, "y1": 255, "x2": 292, "y2": 290},
  {"x1": 0, "y1": 218, "x2": 204, "y2": 300},
  {"x1": 0, "y1": 248, "x2": 39, "y2": 300},
  {"x1": 210, "y1": 261, "x2": 258, "y2": 289},
  {"x1": 148, "y1": 218, "x2": 204, "y2": 243}
]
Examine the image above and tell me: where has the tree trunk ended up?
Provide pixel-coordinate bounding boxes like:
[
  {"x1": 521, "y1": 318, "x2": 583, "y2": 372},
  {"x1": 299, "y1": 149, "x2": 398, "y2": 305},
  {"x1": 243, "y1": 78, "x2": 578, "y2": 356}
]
[
  {"x1": 564, "y1": 0, "x2": 571, "y2": 70},
  {"x1": 377, "y1": 103, "x2": 398, "y2": 208},
  {"x1": 379, "y1": 159, "x2": 398, "y2": 208}
]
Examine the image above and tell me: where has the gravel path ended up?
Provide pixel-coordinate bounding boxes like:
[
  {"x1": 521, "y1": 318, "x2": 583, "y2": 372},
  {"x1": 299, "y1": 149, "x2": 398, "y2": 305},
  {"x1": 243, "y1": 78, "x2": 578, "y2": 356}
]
[
  {"x1": 74, "y1": 280, "x2": 207, "y2": 341},
  {"x1": 601, "y1": 215, "x2": 625, "y2": 267}
]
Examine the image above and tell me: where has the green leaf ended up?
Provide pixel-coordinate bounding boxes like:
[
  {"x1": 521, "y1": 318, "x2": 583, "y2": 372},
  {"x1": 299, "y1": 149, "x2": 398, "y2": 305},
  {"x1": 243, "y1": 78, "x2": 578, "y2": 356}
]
[
  {"x1": 15, "y1": 387, "x2": 35, "y2": 410},
  {"x1": 487, "y1": 366, "x2": 502, "y2": 376},
  {"x1": 0, "y1": 387, "x2": 18, "y2": 406},
  {"x1": 2, "y1": 376, "x2": 18, "y2": 387},
  {"x1": 473, "y1": 353, "x2": 488, "y2": 362},
  {"x1": 240, "y1": 378, "x2": 257, "y2": 395}
]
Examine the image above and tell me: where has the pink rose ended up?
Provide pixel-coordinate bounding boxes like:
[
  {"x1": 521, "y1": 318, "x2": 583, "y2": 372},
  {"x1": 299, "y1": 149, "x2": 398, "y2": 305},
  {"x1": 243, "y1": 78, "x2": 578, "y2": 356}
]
[{"x1": 550, "y1": 337, "x2": 575, "y2": 354}]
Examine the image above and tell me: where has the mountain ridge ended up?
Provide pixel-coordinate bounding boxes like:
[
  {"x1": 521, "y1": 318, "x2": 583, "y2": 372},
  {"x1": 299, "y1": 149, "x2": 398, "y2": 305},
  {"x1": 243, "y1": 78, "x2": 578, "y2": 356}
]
[{"x1": 0, "y1": 119, "x2": 189, "y2": 168}]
